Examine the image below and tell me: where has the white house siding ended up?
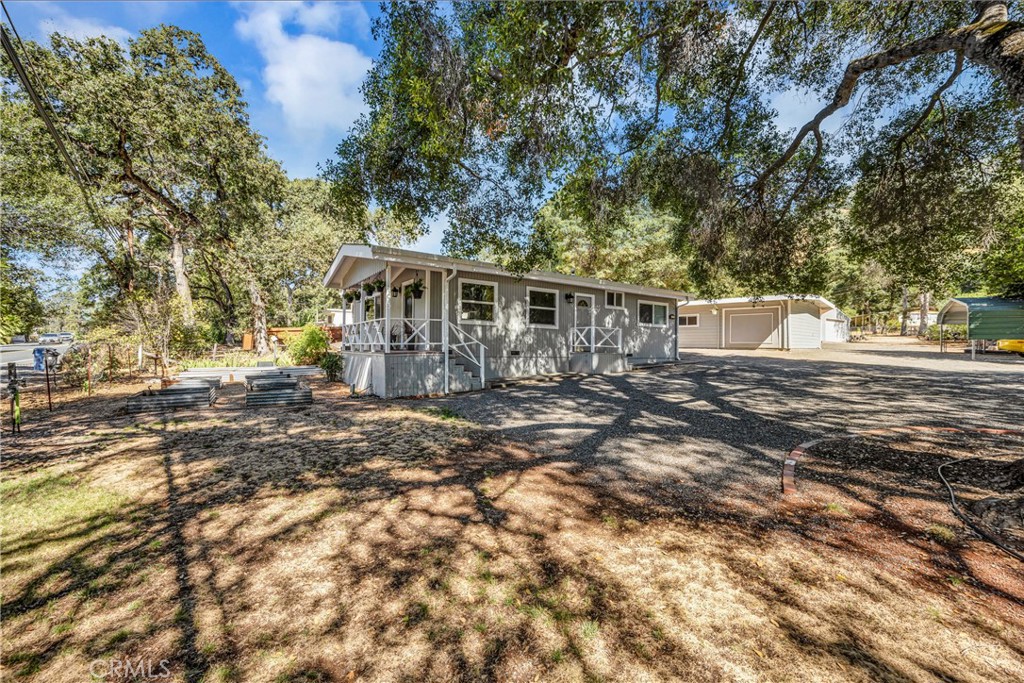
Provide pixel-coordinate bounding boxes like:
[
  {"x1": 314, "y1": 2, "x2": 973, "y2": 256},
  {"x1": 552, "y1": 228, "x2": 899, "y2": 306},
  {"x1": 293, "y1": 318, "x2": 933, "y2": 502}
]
[
  {"x1": 677, "y1": 304, "x2": 721, "y2": 348},
  {"x1": 788, "y1": 300, "x2": 823, "y2": 349},
  {"x1": 446, "y1": 273, "x2": 677, "y2": 378},
  {"x1": 821, "y1": 308, "x2": 851, "y2": 342}
]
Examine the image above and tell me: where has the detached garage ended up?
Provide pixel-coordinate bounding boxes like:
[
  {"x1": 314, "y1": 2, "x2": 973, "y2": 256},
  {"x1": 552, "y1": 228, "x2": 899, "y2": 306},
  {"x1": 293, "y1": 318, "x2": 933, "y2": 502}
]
[{"x1": 677, "y1": 295, "x2": 848, "y2": 350}]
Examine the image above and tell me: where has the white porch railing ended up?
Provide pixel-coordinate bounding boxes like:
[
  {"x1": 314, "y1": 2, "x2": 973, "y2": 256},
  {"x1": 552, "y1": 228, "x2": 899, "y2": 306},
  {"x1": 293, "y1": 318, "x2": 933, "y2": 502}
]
[
  {"x1": 570, "y1": 326, "x2": 622, "y2": 353},
  {"x1": 342, "y1": 318, "x2": 444, "y2": 352},
  {"x1": 341, "y1": 319, "x2": 387, "y2": 351},
  {"x1": 447, "y1": 321, "x2": 486, "y2": 384},
  {"x1": 389, "y1": 318, "x2": 442, "y2": 351}
]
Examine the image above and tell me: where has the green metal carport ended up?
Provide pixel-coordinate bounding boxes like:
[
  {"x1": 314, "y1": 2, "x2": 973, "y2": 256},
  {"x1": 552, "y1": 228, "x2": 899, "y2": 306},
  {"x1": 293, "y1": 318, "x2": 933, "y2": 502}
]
[{"x1": 936, "y1": 296, "x2": 1024, "y2": 355}]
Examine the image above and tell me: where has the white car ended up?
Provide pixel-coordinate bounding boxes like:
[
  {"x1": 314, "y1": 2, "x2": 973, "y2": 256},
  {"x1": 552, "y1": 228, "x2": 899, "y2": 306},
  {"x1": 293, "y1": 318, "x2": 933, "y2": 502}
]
[
  {"x1": 38, "y1": 333, "x2": 61, "y2": 346},
  {"x1": 58, "y1": 332, "x2": 74, "y2": 343}
]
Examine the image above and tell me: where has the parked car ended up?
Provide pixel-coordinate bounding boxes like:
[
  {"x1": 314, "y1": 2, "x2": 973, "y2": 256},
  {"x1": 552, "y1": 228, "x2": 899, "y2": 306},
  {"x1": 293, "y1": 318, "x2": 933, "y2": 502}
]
[
  {"x1": 58, "y1": 332, "x2": 74, "y2": 343},
  {"x1": 997, "y1": 339, "x2": 1024, "y2": 357},
  {"x1": 38, "y1": 333, "x2": 61, "y2": 346},
  {"x1": 10, "y1": 334, "x2": 27, "y2": 343}
]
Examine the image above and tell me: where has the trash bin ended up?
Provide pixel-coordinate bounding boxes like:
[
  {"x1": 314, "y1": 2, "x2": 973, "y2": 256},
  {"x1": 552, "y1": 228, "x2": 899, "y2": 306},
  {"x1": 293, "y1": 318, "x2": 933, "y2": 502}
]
[{"x1": 33, "y1": 347, "x2": 46, "y2": 371}]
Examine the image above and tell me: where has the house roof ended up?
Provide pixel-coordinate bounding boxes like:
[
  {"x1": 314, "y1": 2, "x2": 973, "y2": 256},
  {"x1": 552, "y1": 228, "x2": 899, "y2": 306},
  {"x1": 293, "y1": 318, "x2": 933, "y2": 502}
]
[
  {"x1": 323, "y1": 244, "x2": 695, "y2": 300},
  {"x1": 679, "y1": 294, "x2": 840, "y2": 311}
]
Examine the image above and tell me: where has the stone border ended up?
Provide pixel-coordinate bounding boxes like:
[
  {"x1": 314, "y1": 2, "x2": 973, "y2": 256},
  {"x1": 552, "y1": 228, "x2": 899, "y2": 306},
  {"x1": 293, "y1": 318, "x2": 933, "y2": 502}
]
[{"x1": 782, "y1": 426, "x2": 1024, "y2": 495}]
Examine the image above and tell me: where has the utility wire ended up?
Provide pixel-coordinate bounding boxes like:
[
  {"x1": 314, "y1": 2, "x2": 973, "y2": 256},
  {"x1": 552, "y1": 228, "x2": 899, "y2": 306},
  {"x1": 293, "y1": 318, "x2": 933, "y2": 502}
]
[{"x1": 1, "y1": 2, "x2": 114, "y2": 240}]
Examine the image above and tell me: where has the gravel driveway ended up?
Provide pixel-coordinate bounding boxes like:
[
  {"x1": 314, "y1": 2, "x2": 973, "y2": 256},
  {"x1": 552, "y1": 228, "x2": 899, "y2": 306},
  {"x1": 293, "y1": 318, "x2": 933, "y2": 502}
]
[{"x1": 431, "y1": 342, "x2": 1024, "y2": 504}]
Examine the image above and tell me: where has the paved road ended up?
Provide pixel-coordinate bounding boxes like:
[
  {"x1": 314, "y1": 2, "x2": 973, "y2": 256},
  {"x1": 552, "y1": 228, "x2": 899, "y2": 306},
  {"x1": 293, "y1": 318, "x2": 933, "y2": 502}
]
[{"x1": 0, "y1": 342, "x2": 70, "y2": 367}]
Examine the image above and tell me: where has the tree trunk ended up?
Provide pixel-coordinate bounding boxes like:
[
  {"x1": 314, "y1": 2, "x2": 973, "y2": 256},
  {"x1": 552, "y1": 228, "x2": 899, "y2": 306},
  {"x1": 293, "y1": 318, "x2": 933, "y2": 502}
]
[
  {"x1": 918, "y1": 291, "x2": 931, "y2": 336},
  {"x1": 169, "y1": 231, "x2": 195, "y2": 325},
  {"x1": 900, "y1": 287, "x2": 909, "y2": 336},
  {"x1": 247, "y1": 278, "x2": 270, "y2": 356}
]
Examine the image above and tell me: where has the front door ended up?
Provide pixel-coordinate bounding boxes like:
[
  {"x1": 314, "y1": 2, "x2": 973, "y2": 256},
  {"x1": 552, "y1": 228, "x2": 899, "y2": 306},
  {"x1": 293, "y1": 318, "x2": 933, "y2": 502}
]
[{"x1": 573, "y1": 294, "x2": 594, "y2": 352}]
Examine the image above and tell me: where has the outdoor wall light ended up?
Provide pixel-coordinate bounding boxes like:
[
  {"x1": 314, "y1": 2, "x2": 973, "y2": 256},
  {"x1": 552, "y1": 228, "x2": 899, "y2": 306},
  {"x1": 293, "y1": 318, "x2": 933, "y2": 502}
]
[
  {"x1": 669, "y1": 314, "x2": 675, "y2": 320},
  {"x1": 391, "y1": 287, "x2": 400, "y2": 297},
  {"x1": 564, "y1": 293, "x2": 575, "y2": 303}
]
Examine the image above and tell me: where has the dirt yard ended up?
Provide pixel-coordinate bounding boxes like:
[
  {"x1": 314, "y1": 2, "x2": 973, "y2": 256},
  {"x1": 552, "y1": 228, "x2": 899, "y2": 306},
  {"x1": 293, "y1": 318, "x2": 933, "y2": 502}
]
[{"x1": 2, "y1": 357, "x2": 1023, "y2": 682}]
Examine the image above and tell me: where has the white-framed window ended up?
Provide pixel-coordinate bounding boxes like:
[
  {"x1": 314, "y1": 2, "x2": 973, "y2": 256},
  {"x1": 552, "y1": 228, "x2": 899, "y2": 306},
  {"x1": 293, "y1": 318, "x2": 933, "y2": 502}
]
[
  {"x1": 605, "y1": 291, "x2": 625, "y2": 309},
  {"x1": 678, "y1": 314, "x2": 699, "y2": 327},
  {"x1": 527, "y1": 287, "x2": 558, "y2": 327},
  {"x1": 458, "y1": 278, "x2": 496, "y2": 323},
  {"x1": 638, "y1": 300, "x2": 668, "y2": 326}
]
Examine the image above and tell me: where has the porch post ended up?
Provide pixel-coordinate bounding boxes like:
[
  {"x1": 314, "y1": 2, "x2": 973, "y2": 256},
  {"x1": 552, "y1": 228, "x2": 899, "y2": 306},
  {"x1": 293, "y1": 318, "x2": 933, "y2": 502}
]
[
  {"x1": 384, "y1": 264, "x2": 392, "y2": 352},
  {"x1": 442, "y1": 269, "x2": 450, "y2": 394}
]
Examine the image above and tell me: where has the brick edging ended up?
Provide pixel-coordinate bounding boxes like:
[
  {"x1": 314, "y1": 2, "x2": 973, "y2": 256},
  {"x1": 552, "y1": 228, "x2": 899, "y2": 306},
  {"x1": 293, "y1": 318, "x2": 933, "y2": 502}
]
[{"x1": 782, "y1": 426, "x2": 1024, "y2": 495}]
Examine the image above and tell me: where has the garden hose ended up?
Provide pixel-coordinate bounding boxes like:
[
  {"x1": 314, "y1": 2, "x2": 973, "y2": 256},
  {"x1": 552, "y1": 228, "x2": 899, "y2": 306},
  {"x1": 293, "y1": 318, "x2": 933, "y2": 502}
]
[{"x1": 937, "y1": 457, "x2": 1024, "y2": 565}]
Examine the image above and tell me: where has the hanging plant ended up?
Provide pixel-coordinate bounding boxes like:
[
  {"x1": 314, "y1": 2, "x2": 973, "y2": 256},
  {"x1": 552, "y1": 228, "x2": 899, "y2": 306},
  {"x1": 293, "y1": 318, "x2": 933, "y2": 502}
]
[
  {"x1": 343, "y1": 290, "x2": 355, "y2": 303},
  {"x1": 372, "y1": 278, "x2": 386, "y2": 293},
  {"x1": 362, "y1": 282, "x2": 376, "y2": 295},
  {"x1": 410, "y1": 278, "x2": 425, "y2": 299},
  {"x1": 352, "y1": 289, "x2": 361, "y2": 300}
]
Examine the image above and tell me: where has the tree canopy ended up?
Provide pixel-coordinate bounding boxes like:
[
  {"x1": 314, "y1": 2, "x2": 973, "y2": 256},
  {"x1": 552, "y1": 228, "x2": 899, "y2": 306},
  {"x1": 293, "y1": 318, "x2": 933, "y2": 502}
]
[{"x1": 325, "y1": 0, "x2": 1022, "y2": 294}]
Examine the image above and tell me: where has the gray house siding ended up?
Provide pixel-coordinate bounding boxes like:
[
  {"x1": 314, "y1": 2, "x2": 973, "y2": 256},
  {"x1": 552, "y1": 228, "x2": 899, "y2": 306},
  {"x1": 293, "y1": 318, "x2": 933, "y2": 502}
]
[
  {"x1": 677, "y1": 304, "x2": 721, "y2": 348},
  {"x1": 788, "y1": 300, "x2": 823, "y2": 349},
  {"x1": 447, "y1": 274, "x2": 677, "y2": 379}
]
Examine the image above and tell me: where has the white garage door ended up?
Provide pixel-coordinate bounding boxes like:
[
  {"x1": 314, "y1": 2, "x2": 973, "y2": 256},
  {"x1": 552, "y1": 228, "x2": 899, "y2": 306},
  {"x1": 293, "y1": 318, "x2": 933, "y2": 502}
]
[{"x1": 725, "y1": 309, "x2": 780, "y2": 349}]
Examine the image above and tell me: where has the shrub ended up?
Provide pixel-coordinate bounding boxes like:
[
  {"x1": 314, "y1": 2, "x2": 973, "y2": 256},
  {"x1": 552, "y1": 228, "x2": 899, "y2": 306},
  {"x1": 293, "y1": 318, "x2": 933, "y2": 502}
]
[
  {"x1": 926, "y1": 324, "x2": 966, "y2": 342},
  {"x1": 319, "y1": 352, "x2": 343, "y2": 381},
  {"x1": 58, "y1": 344, "x2": 96, "y2": 388},
  {"x1": 287, "y1": 324, "x2": 330, "y2": 365}
]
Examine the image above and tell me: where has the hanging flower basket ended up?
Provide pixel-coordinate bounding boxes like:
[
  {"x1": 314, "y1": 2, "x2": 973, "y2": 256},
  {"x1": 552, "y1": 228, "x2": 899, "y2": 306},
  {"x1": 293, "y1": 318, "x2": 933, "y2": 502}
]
[
  {"x1": 372, "y1": 278, "x2": 386, "y2": 293},
  {"x1": 343, "y1": 290, "x2": 355, "y2": 303},
  {"x1": 362, "y1": 282, "x2": 376, "y2": 295},
  {"x1": 410, "y1": 278, "x2": 425, "y2": 299}
]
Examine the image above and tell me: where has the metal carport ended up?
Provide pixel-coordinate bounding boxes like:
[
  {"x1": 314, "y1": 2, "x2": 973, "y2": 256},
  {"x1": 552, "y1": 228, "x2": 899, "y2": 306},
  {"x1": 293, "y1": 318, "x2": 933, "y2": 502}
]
[{"x1": 936, "y1": 296, "x2": 1024, "y2": 355}]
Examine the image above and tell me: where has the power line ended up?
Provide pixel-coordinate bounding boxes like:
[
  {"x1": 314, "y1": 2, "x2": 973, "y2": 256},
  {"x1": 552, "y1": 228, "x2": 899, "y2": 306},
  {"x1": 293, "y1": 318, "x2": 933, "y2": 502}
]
[{"x1": 1, "y1": 2, "x2": 114, "y2": 240}]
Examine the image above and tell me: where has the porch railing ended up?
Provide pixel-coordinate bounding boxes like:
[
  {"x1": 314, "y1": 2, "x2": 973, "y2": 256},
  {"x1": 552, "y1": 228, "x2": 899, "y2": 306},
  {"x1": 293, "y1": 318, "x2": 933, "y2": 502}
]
[
  {"x1": 447, "y1": 321, "x2": 487, "y2": 384},
  {"x1": 341, "y1": 319, "x2": 387, "y2": 351},
  {"x1": 341, "y1": 318, "x2": 444, "y2": 352},
  {"x1": 570, "y1": 326, "x2": 622, "y2": 353}
]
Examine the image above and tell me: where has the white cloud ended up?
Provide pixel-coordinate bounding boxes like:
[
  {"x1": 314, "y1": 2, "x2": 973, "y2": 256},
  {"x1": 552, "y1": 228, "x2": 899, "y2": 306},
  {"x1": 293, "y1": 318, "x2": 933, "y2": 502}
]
[
  {"x1": 234, "y1": 2, "x2": 372, "y2": 141},
  {"x1": 34, "y1": 3, "x2": 132, "y2": 45}
]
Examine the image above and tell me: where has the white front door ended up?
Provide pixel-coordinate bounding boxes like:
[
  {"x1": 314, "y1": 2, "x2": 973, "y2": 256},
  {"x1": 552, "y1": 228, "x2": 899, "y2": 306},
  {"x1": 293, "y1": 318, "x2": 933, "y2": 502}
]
[{"x1": 574, "y1": 294, "x2": 595, "y2": 351}]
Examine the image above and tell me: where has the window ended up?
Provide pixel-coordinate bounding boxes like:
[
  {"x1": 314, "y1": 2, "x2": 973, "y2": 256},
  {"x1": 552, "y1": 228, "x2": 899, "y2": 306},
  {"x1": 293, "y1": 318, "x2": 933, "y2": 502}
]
[
  {"x1": 402, "y1": 283, "x2": 415, "y2": 319},
  {"x1": 605, "y1": 291, "x2": 625, "y2": 309},
  {"x1": 638, "y1": 300, "x2": 668, "y2": 326},
  {"x1": 364, "y1": 296, "x2": 376, "y2": 321},
  {"x1": 527, "y1": 287, "x2": 558, "y2": 327},
  {"x1": 459, "y1": 280, "x2": 496, "y2": 323},
  {"x1": 678, "y1": 314, "x2": 699, "y2": 327}
]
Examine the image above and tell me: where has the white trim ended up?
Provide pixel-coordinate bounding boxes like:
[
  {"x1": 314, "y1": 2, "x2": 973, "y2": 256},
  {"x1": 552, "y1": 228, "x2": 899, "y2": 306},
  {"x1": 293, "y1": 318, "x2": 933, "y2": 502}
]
[
  {"x1": 457, "y1": 277, "x2": 497, "y2": 326},
  {"x1": 604, "y1": 290, "x2": 626, "y2": 310},
  {"x1": 637, "y1": 299, "x2": 669, "y2": 327},
  {"x1": 526, "y1": 286, "x2": 559, "y2": 329},
  {"x1": 677, "y1": 313, "x2": 700, "y2": 327}
]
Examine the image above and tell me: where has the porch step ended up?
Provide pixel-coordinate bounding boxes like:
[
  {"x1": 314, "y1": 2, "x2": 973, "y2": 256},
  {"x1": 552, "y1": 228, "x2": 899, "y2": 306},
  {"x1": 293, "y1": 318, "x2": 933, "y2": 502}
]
[{"x1": 450, "y1": 360, "x2": 482, "y2": 393}]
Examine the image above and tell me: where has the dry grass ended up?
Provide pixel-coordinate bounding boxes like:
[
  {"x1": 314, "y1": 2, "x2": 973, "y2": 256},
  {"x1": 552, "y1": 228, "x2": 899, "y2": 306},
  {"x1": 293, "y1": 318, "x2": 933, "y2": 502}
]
[{"x1": 1, "y1": 379, "x2": 1022, "y2": 682}]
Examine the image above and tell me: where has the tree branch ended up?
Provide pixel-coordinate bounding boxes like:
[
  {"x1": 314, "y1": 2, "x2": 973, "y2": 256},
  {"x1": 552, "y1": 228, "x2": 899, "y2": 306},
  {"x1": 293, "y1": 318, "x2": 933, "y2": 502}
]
[{"x1": 751, "y1": 0, "x2": 1023, "y2": 196}]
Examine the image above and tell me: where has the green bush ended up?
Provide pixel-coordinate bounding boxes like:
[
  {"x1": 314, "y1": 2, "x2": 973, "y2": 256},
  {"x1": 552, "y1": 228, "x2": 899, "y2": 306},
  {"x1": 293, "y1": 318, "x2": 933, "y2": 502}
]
[
  {"x1": 169, "y1": 320, "x2": 214, "y2": 359},
  {"x1": 926, "y1": 324, "x2": 966, "y2": 341},
  {"x1": 59, "y1": 344, "x2": 96, "y2": 388},
  {"x1": 319, "y1": 352, "x2": 343, "y2": 382},
  {"x1": 287, "y1": 324, "x2": 330, "y2": 365}
]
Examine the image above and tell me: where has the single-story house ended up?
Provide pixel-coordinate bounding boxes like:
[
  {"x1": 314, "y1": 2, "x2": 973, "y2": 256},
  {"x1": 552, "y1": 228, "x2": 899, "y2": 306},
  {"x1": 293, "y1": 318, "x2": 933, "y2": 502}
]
[
  {"x1": 677, "y1": 295, "x2": 849, "y2": 350},
  {"x1": 323, "y1": 244, "x2": 693, "y2": 397}
]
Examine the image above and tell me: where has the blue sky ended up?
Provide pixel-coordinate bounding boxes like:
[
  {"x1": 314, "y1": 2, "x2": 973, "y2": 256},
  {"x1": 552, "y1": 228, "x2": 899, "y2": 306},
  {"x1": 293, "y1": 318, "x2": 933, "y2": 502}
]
[
  {"x1": 4, "y1": 1, "x2": 855, "y2": 259},
  {"x1": 5, "y1": 1, "x2": 450, "y2": 252}
]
